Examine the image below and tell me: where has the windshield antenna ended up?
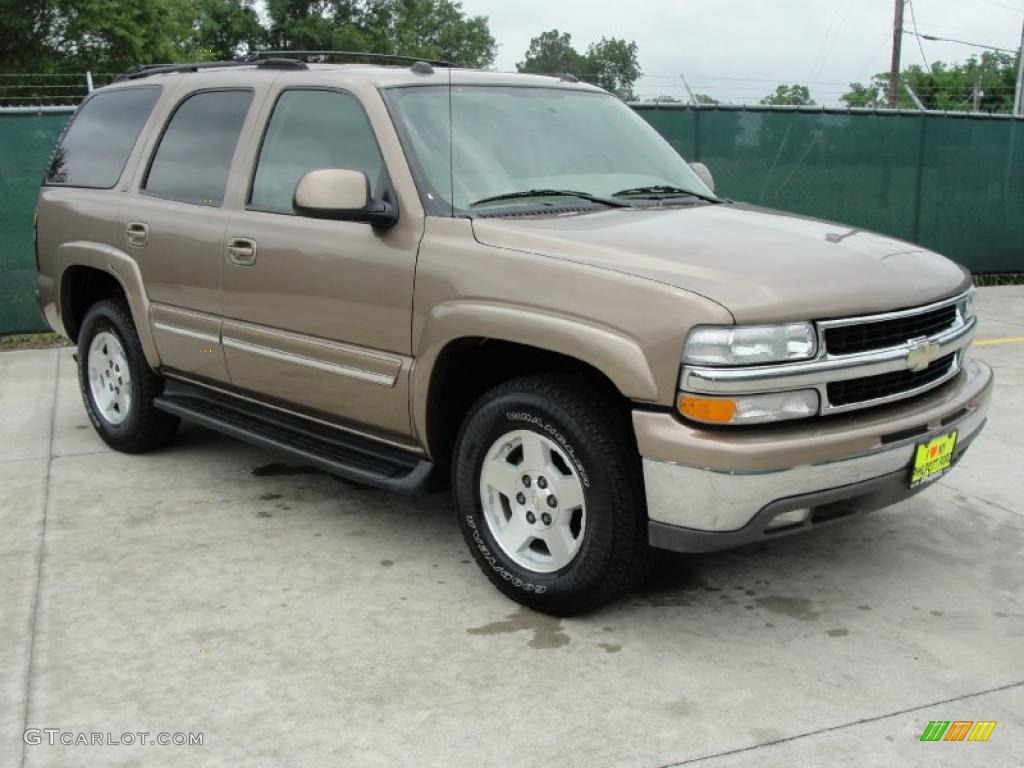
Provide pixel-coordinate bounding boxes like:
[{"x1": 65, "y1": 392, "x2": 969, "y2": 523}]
[{"x1": 447, "y1": 64, "x2": 454, "y2": 217}]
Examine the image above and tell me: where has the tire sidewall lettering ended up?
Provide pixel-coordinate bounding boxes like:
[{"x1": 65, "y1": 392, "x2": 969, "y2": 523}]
[
  {"x1": 466, "y1": 515, "x2": 546, "y2": 594},
  {"x1": 504, "y1": 410, "x2": 591, "y2": 489}
]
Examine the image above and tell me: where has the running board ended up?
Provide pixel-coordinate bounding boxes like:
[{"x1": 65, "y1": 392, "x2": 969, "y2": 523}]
[{"x1": 154, "y1": 380, "x2": 434, "y2": 494}]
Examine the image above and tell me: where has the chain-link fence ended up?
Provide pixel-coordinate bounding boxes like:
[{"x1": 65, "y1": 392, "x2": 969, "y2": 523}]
[
  {"x1": 1, "y1": 97, "x2": 1022, "y2": 334},
  {"x1": 0, "y1": 73, "x2": 116, "y2": 108}
]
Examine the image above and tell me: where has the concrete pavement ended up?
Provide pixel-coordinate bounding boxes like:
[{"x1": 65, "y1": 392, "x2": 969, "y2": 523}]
[{"x1": 2, "y1": 287, "x2": 1022, "y2": 768}]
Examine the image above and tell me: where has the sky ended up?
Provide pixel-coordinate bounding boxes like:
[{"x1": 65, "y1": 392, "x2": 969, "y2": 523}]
[{"x1": 459, "y1": 0, "x2": 1024, "y2": 104}]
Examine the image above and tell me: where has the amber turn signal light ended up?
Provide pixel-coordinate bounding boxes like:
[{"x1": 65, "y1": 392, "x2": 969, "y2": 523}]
[{"x1": 678, "y1": 395, "x2": 737, "y2": 423}]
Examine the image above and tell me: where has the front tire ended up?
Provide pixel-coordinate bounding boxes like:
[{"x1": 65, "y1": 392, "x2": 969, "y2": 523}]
[
  {"x1": 78, "y1": 299, "x2": 179, "y2": 453},
  {"x1": 453, "y1": 374, "x2": 656, "y2": 615}
]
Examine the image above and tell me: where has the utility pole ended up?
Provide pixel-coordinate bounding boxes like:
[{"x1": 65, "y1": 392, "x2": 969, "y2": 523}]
[
  {"x1": 972, "y1": 76, "x2": 981, "y2": 112},
  {"x1": 889, "y1": 0, "x2": 904, "y2": 108},
  {"x1": 679, "y1": 74, "x2": 698, "y2": 106},
  {"x1": 1014, "y1": 19, "x2": 1024, "y2": 116}
]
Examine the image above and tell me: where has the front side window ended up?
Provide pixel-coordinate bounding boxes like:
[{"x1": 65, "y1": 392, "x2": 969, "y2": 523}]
[
  {"x1": 145, "y1": 89, "x2": 253, "y2": 206},
  {"x1": 384, "y1": 85, "x2": 716, "y2": 214},
  {"x1": 45, "y1": 86, "x2": 161, "y2": 188},
  {"x1": 249, "y1": 89, "x2": 385, "y2": 213}
]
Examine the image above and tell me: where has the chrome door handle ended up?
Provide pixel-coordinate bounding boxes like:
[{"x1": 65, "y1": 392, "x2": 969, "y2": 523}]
[
  {"x1": 226, "y1": 238, "x2": 257, "y2": 266},
  {"x1": 125, "y1": 222, "x2": 149, "y2": 247}
]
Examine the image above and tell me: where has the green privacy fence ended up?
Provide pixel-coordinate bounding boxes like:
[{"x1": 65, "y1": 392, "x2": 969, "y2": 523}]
[
  {"x1": 635, "y1": 104, "x2": 1024, "y2": 274},
  {"x1": 1, "y1": 104, "x2": 1023, "y2": 333},
  {"x1": 0, "y1": 109, "x2": 71, "y2": 333}
]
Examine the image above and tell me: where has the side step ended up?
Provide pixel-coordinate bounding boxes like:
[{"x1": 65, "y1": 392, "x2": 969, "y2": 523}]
[{"x1": 154, "y1": 379, "x2": 435, "y2": 494}]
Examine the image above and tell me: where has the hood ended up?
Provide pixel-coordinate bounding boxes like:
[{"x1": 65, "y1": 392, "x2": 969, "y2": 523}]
[{"x1": 471, "y1": 203, "x2": 971, "y2": 324}]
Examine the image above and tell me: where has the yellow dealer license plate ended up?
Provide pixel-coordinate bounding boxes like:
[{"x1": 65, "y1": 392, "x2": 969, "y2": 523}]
[{"x1": 910, "y1": 431, "x2": 958, "y2": 488}]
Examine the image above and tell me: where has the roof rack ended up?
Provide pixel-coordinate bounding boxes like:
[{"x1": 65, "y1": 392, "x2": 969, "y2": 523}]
[
  {"x1": 113, "y1": 57, "x2": 307, "y2": 82},
  {"x1": 247, "y1": 50, "x2": 452, "y2": 68}
]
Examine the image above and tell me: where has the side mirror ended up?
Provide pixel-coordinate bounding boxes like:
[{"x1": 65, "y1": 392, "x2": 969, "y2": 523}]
[
  {"x1": 689, "y1": 162, "x2": 715, "y2": 194},
  {"x1": 293, "y1": 169, "x2": 397, "y2": 227}
]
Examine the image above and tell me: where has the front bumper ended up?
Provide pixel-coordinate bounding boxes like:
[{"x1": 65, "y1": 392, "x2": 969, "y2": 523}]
[{"x1": 637, "y1": 359, "x2": 993, "y2": 553}]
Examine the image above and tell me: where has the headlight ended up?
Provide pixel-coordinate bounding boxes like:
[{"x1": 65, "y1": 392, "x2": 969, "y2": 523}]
[
  {"x1": 684, "y1": 323, "x2": 817, "y2": 366},
  {"x1": 678, "y1": 390, "x2": 820, "y2": 425},
  {"x1": 959, "y1": 289, "x2": 976, "y2": 323}
]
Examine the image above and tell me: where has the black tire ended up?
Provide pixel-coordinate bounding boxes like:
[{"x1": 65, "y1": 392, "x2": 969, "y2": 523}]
[
  {"x1": 77, "y1": 298, "x2": 179, "y2": 453},
  {"x1": 453, "y1": 373, "x2": 657, "y2": 615}
]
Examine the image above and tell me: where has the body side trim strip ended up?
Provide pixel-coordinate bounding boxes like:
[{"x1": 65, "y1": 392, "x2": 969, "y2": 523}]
[
  {"x1": 221, "y1": 336, "x2": 396, "y2": 386},
  {"x1": 152, "y1": 321, "x2": 220, "y2": 344}
]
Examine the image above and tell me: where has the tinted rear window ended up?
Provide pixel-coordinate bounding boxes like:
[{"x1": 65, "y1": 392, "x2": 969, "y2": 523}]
[
  {"x1": 144, "y1": 89, "x2": 253, "y2": 206},
  {"x1": 45, "y1": 86, "x2": 161, "y2": 188}
]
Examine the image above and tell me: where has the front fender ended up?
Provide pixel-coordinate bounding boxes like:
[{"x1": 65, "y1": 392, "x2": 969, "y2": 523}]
[
  {"x1": 54, "y1": 241, "x2": 160, "y2": 369},
  {"x1": 411, "y1": 300, "x2": 660, "y2": 446}
]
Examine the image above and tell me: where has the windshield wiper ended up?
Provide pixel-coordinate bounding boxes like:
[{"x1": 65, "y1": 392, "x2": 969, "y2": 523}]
[
  {"x1": 468, "y1": 189, "x2": 628, "y2": 209},
  {"x1": 612, "y1": 185, "x2": 717, "y2": 203}
]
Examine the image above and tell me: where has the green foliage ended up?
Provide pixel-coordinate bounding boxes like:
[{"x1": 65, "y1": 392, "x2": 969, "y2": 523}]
[
  {"x1": 193, "y1": 0, "x2": 264, "y2": 60},
  {"x1": 359, "y1": 0, "x2": 496, "y2": 67},
  {"x1": 517, "y1": 29, "x2": 580, "y2": 75},
  {"x1": 580, "y1": 37, "x2": 642, "y2": 101},
  {"x1": 0, "y1": 0, "x2": 496, "y2": 74},
  {"x1": 649, "y1": 93, "x2": 718, "y2": 105},
  {"x1": 760, "y1": 84, "x2": 814, "y2": 106},
  {"x1": 517, "y1": 30, "x2": 642, "y2": 100},
  {"x1": 842, "y1": 52, "x2": 1020, "y2": 112}
]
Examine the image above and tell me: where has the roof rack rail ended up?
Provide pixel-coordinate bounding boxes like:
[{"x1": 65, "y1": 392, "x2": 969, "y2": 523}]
[
  {"x1": 247, "y1": 50, "x2": 452, "y2": 68},
  {"x1": 114, "y1": 60, "x2": 249, "y2": 82},
  {"x1": 113, "y1": 57, "x2": 307, "y2": 82}
]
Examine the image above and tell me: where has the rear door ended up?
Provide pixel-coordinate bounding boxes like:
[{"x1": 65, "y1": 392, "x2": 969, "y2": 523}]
[
  {"x1": 118, "y1": 79, "x2": 262, "y2": 383},
  {"x1": 221, "y1": 84, "x2": 422, "y2": 439}
]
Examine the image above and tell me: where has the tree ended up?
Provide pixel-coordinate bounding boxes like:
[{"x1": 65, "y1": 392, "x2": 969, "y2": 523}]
[
  {"x1": 760, "y1": 84, "x2": 814, "y2": 106},
  {"x1": 0, "y1": 0, "x2": 62, "y2": 72},
  {"x1": 0, "y1": 0, "x2": 497, "y2": 79},
  {"x1": 842, "y1": 52, "x2": 1020, "y2": 112},
  {"x1": 192, "y1": 0, "x2": 264, "y2": 60},
  {"x1": 517, "y1": 29, "x2": 580, "y2": 75},
  {"x1": 579, "y1": 37, "x2": 641, "y2": 100},
  {"x1": 262, "y1": 0, "x2": 495, "y2": 66},
  {"x1": 264, "y1": 0, "x2": 348, "y2": 50},
  {"x1": 649, "y1": 93, "x2": 718, "y2": 105},
  {"x1": 360, "y1": 0, "x2": 496, "y2": 67},
  {"x1": 517, "y1": 30, "x2": 642, "y2": 101}
]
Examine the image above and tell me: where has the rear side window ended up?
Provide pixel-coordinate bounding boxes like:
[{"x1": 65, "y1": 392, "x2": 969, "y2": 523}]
[
  {"x1": 145, "y1": 89, "x2": 253, "y2": 206},
  {"x1": 45, "y1": 86, "x2": 161, "y2": 188},
  {"x1": 249, "y1": 89, "x2": 384, "y2": 213}
]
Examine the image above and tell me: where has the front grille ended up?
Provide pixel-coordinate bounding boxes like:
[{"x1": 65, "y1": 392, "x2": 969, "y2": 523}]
[
  {"x1": 825, "y1": 304, "x2": 957, "y2": 356},
  {"x1": 827, "y1": 353, "x2": 956, "y2": 407}
]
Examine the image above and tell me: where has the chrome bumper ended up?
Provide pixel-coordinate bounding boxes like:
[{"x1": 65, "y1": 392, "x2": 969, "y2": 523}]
[{"x1": 643, "y1": 359, "x2": 993, "y2": 551}]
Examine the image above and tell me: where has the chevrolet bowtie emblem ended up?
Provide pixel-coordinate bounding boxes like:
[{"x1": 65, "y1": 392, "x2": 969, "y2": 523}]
[{"x1": 906, "y1": 338, "x2": 940, "y2": 372}]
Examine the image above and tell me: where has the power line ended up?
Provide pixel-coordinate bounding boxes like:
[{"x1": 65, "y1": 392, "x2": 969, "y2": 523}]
[
  {"x1": 973, "y1": 0, "x2": 1024, "y2": 14},
  {"x1": 907, "y1": 0, "x2": 932, "y2": 70},
  {"x1": 903, "y1": 29, "x2": 1018, "y2": 53},
  {"x1": 810, "y1": 0, "x2": 858, "y2": 83}
]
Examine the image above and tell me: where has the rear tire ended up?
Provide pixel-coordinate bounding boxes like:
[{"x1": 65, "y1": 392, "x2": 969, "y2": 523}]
[
  {"x1": 78, "y1": 299, "x2": 179, "y2": 453},
  {"x1": 453, "y1": 373, "x2": 656, "y2": 615}
]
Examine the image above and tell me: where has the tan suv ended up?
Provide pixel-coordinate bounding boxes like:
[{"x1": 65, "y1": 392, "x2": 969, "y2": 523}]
[{"x1": 35, "y1": 55, "x2": 993, "y2": 614}]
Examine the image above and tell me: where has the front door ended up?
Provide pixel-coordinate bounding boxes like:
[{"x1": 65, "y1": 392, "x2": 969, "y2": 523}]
[{"x1": 221, "y1": 86, "x2": 421, "y2": 439}]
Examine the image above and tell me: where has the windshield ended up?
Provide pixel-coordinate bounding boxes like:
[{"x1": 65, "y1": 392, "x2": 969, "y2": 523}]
[{"x1": 383, "y1": 85, "x2": 716, "y2": 214}]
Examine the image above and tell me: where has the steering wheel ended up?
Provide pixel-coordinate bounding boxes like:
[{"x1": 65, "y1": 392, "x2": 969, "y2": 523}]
[{"x1": 555, "y1": 153, "x2": 614, "y2": 174}]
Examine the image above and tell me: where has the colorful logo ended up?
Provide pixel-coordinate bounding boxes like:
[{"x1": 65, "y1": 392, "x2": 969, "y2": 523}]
[{"x1": 920, "y1": 721, "x2": 997, "y2": 742}]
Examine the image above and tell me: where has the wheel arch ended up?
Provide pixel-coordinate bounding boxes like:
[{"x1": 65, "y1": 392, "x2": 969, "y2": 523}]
[
  {"x1": 413, "y1": 302, "x2": 659, "y2": 464},
  {"x1": 55, "y1": 242, "x2": 160, "y2": 368}
]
